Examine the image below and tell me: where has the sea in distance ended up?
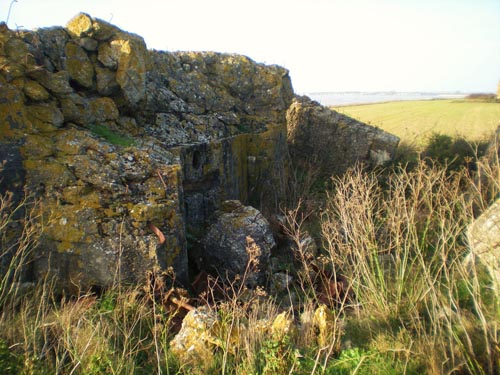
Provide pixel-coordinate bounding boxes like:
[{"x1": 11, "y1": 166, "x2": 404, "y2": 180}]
[{"x1": 306, "y1": 91, "x2": 468, "y2": 107}]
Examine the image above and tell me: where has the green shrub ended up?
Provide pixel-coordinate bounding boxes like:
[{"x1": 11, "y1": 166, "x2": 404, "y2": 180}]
[
  {"x1": 0, "y1": 339, "x2": 21, "y2": 375},
  {"x1": 257, "y1": 334, "x2": 296, "y2": 375},
  {"x1": 325, "y1": 348, "x2": 422, "y2": 375},
  {"x1": 423, "y1": 132, "x2": 488, "y2": 171}
]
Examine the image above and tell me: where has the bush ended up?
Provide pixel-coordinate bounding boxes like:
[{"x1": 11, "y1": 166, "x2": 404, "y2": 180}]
[
  {"x1": 391, "y1": 133, "x2": 490, "y2": 173},
  {"x1": 0, "y1": 339, "x2": 21, "y2": 375},
  {"x1": 465, "y1": 93, "x2": 497, "y2": 102},
  {"x1": 423, "y1": 133, "x2": 488, "y2": 171}
]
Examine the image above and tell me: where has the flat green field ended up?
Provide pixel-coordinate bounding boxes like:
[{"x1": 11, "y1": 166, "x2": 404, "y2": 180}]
[{"x1": 333, "y1": 99, "x2": 500, "y2": 148}]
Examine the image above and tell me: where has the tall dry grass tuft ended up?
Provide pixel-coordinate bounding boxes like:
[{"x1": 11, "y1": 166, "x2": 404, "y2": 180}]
[
  {"x1": 0, "y1": 189, "x2": 42, "y2": 310},
  {"x1": 321, "y1": 158, "x2": 499, "y2": 374},
  {"x1": 2, "y1": 276, "x2": 186, "y2": 374}
]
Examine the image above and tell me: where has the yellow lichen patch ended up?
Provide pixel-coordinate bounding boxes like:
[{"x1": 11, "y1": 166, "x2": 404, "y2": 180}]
[
  {"x1": 64, "y1": 41, "x2": 94, "y2": 88},
  {"x1": 164, "y1": 164, "x2": 182, "y2": 185},
  {"x1": 0, "y1": 83, "x2": 30, "y2": 140},
  {"x1": 271, "y1": 311, "x2": 294, "y2": 341},
  {"x1": 112, "y1": 34, "x2": 148, "y2": 105},
  {"x1": 88, "y1": 97, "x2": 119, "y2": 122},
  {"x1": 3, "y1": 35, "x2": 31, "y2": 67},
  {"x1": 103, "y1": 206, "x2": 121, "y2": 218},
  {"x1": 111, "y1": 39, "x2": 130, "y2": 55},
  {"x1": 56, "y1": 240, "x2": 81, "y2": 254},
  {"x1": 42, "y1": 202, "x2": 100, "y2": 250},
  {"x1": 45, "y1": 209, "x2": 98, "y2": 246},
  {"x1": 23, "y1": 159, "x2": 74, "y2": 187},
  {"x1": 104, "y1": 152, "x2": 120, "y2": 163},
  {"x1": 141, "y1": 178, "x2": 166, "y2": 199},
  {"x1": 61, "y1": 187, "x2": 83, "y2": 204},
  {"x1": 53, "y1": 129, "x2": 91, "y2": 155},
  {"x1": 153, "y1": 164, "x2": 183, "y2": 201},
  {"x1": 313, "y1": 305, "x2": 337, "y2": 348},
  {"x1": 165, "y1": 200, "x2": 183, "y2": 228},
  {"x1": 163, "y1": 234, "x2": 183, "y2": 266},
  {"x1": 61, "y1": 186, "x2": 102, "y2": 209},
  {"x1": 28, "y1": 118, "x2": 59, "y2": 133},
  {"x1": 66, "y1": 13, "x2": 93, "y2": 38},
  {"x1": 20, "y1": 134, "x2": 54, "y2": 159},
  {"x1": 170, "y1": 308, "x2": 218, "y2": 371},
  {"x1": 129, "y1": 202, "x2": 169, "y2": 225},
  {"x1": 27, "y1": 103, "x2": 64, "y2": 128},
  {"x1": 29, "y1": 69, "x2": 74, "y2": 96},
  {"x1": 24, "y1": 79, "x2": 50, "y2": 101}
]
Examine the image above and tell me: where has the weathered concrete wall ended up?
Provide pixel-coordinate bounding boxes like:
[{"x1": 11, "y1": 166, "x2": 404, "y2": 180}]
[
  {"x1": 287, "y1": 96, "x2": 400, "y2": 177},
  {"x1": 0, "y1": 14, "x2": 293, "y2": 291},
  {"x1": 0, "y1": 14, "x2": 399, "y2": 291}
]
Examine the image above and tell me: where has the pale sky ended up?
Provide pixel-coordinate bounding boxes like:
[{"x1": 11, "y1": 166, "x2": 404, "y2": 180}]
[{"x1": 2, "y1": 0, "x2": 499, "y2": 94}]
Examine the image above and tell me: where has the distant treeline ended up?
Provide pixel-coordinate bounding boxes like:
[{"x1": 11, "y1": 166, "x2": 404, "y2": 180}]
[{"x1": 465, "y1": 93, "x2": 497, "y2": 101}]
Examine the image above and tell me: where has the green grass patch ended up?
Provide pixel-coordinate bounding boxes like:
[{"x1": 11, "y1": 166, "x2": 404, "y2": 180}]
[
  {"x1": 0, "y1": 338, "x2": 22, "y2": 375},
  {"x1": 333, "y1": 99, "x2": 500, "y2": 148},
  {"x1": 87, "y1": 124, "x2": 136, "y2": 147}
]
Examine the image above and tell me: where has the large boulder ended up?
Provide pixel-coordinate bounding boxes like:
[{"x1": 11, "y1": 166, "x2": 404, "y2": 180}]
[
  {"x1": 197, "y1": 200, "x2": 275, "y2": 286},
  {"x1": 287, "y1": 96, "x2": 400, "y2": 177},
  {"x1": 170, "y1": 307, "x2": 219, "y2": 371},
  {"x1": 468, "y1": 198, "x2": 500, "y2": 286}
]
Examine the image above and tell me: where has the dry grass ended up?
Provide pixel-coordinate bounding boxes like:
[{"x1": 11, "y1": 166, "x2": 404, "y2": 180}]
[
  {"x1": 0, "y1": 143, "x2": 499, "y2": 374},
  {"x1": 320, "y1": 154, "x2": 500, "y2": 374}
]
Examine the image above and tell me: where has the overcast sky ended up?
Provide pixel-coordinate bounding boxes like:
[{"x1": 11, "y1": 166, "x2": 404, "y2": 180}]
[{"x1": 2, "y1": 0, "x2": 499, "y2": 94}]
